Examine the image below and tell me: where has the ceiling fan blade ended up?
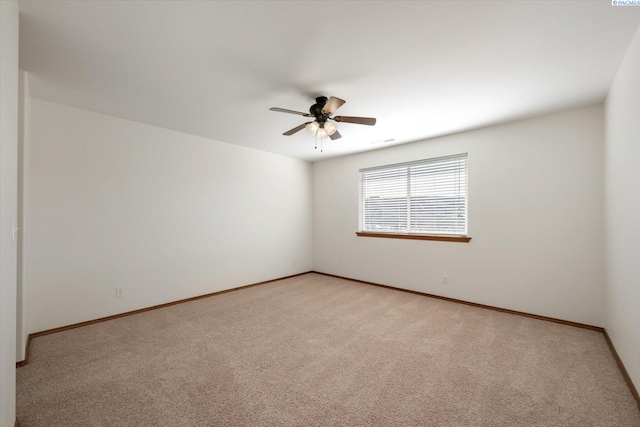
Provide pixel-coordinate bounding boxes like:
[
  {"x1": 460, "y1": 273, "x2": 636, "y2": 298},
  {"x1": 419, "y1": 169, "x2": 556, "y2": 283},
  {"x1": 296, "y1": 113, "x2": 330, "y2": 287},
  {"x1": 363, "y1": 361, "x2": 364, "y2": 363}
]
[
  {"x1": 269, "y1": 107, "x2": 313, "y2": 117},
  {"x1": 283, "y1": 122, "x2": 309, "y2": 136},
  {"x1": 333, "y1": 116, "x2": 376, "y2": 126},
  {"x1": 322, "y1": 97, "x2": 346, "y2": 115},
  {"x1": 329, "y1": 130, "x2": 342, "y2": 140}
]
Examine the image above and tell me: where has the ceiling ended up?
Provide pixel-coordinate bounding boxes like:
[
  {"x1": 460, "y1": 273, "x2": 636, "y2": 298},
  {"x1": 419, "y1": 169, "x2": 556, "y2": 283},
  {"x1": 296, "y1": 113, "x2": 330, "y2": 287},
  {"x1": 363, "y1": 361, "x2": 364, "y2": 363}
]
[{"x1": 18, "y1": 1, "x2": 640, "y2": 162}]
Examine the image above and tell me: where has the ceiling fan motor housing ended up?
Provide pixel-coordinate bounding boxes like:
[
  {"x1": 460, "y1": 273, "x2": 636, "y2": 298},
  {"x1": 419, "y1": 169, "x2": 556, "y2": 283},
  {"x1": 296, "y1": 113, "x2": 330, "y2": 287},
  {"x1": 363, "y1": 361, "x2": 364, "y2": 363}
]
[{"x1": 310, "y1": 96, "x2": 329, "y2": 121}]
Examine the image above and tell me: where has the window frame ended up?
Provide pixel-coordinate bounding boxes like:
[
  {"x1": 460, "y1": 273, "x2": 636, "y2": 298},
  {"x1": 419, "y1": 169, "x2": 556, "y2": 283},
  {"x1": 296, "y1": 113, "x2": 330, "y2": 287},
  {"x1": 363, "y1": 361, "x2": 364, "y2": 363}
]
[{"x1": 357, "y1": 154, "x2": 471, "y2": 243}]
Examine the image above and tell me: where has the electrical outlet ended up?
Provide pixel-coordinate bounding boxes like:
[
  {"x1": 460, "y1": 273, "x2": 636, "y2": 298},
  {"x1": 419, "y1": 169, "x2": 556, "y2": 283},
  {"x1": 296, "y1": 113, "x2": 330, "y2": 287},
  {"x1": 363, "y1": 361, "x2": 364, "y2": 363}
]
[
  {"x1": 442, "y1": 275, "x2": 449, "y2": 284},
  {"x1": 116, "y1": 287, "x2": 125, "y2": 298}
]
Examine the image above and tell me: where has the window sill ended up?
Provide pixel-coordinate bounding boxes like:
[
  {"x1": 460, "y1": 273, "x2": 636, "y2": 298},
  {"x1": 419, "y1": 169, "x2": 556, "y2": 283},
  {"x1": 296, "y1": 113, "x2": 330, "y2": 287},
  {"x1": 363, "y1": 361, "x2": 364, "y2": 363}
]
[{"x1": 355, "y1": 232, "x2": 471, "y2": 243}]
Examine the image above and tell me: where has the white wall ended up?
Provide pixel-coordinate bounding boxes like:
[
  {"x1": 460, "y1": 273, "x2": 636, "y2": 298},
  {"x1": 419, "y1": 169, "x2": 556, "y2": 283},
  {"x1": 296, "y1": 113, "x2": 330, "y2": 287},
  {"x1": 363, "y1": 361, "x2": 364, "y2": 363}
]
[
  {"x1": 26, "y1": 99, "x2": 312, "y2": 333},
  {"x1": 313, "y1": 104, "x2": 604, "y2": 327},
  {"x1": 17, "y1": 70, "x2": 30, "y2": 362},
  {"x1": 604, "y1": 27, "x2": 640, "y2": 392},
  {"x1": 0, "y1": 1, "x2": 19, "y2": 425}
]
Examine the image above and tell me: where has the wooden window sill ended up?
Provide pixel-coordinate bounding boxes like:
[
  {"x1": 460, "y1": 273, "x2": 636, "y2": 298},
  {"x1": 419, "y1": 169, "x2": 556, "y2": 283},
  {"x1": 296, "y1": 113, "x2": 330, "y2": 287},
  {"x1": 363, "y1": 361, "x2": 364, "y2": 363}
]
[{"x1": 355, "y1": 232, "x2": 471, "y2": 243}]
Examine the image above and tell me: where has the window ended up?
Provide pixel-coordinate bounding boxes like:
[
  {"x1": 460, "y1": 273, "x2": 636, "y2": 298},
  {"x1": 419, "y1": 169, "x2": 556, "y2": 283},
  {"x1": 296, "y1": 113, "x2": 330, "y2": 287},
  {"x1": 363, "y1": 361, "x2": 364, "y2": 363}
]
[{"x1": 358, "y1": 154, "x2": 469, "y2": 242}]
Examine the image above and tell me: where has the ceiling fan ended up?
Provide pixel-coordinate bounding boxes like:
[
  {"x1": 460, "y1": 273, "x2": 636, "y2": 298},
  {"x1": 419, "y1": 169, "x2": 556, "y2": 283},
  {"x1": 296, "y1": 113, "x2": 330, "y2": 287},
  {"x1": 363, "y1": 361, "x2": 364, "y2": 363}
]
[{"x1": 269, "y1": 96, "x2": 376, "y2": 142}]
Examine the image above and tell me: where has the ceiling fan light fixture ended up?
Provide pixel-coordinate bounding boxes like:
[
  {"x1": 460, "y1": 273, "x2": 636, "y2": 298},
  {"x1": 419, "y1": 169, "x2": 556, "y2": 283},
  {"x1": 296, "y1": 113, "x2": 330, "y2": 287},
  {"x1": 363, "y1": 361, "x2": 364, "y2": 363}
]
[
  {"x1": 324, "y1": 122, "x2": 337, "y2": 136},
  {"x1": 316, "y1": 127, "x2": 328, "y2": 139},
  {"x1": 306, "y1": 121, "x2": 319, "y2": 135}
]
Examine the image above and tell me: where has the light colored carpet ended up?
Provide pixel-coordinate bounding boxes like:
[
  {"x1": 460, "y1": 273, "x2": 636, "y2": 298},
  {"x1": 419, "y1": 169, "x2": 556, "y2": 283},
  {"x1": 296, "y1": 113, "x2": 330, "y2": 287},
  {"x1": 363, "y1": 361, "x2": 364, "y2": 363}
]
[{"x1": 17, "y1": 273, "x2": 640, "y2": 426}]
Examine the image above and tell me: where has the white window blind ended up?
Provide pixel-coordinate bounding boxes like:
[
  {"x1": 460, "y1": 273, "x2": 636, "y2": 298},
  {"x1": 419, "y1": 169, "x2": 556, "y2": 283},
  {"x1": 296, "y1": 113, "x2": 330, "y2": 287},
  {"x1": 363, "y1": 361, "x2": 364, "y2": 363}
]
[{"x1": 360, "y1": 153, "x2": 468, "y2": 236}]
